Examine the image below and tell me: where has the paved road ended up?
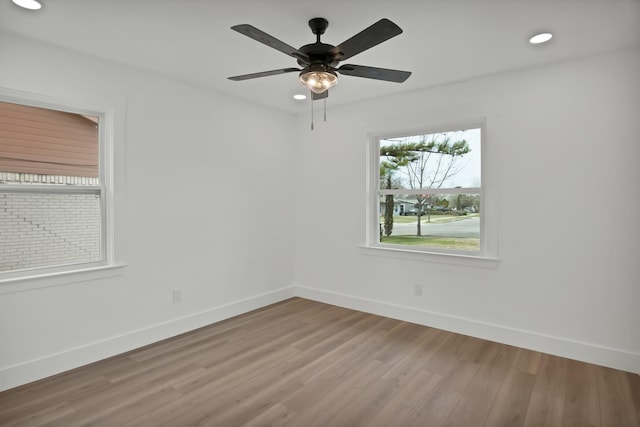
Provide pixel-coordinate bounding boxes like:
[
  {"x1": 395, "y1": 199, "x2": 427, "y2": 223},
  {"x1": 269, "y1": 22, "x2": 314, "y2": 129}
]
[{"x1": 391, "y1": 216, "x2": 479, "y2": 238}]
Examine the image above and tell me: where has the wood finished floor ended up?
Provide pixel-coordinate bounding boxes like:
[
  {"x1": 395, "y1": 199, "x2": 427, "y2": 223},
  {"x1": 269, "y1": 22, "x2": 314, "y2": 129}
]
[{"x1": 1, "y1": 297, "x2": 638, "y2": 427}]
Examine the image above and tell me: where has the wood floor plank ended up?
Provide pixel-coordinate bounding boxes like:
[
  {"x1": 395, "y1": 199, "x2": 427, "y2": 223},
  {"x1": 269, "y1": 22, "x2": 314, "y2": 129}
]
[
  {"x1": 596, "y1": 367, "x2": 640, "y2": 427},
  {"x1": 447, "y1": 343, "x2": 519, "y2": 426},
  {"x1": 561, "y1": 359, "x2": 601, "y2": 427},
  {"x1": 242, "y1": 403, "x2": 298, "y2": 427},
  {"x1": 483, "y1": 368, "x2": 536, "y2": 426},
  {"x1": 0, "y1": 375, "x2": 108, "y2": 425},
  {"x1": 522, "y1": 352, "x2": 568, "y2": 427},
  {"x1": 360, "y1": 368, "x2": 444, "y2": 426},
  {"x1": 532, "y1": 353, "x2": 569, "y2": 397},
  {"x1": 281, "y1": 358, "x2": 390, "y2": 427},
  {"x1": 208, "y1": 377, "x2": 305, "y2": 427},
  {"x1": 67, "y1": 386, "x2": 183, "y2": 427},
  {"x1": 5, "y1": 401, "x2": 74, "y2": 427},
  {"x1": 523, "y1": 391, "x2": 564, "y2": 427},
  {"x1": 404, "y1": 358, "x2": 481, "y2": 426},
  {"x1": 0, "y1": 297, "x2": 637, "y2": 427},
  {"x1": 629, "y1": 372, "x2": 640, "y2": 425},
  {"x1": 512, "y1": 348, "x2": 542, "y2": 375},
  {"x1": 321, "y1": 376, "x2": 399, "y2": 426},
  {"x1": 284, "y1": 315, "x2": 394, "y2": 386}
]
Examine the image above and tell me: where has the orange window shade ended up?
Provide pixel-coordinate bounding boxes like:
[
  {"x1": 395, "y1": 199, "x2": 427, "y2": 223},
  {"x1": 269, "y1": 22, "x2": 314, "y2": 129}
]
[{"x1": 0, "y1": 101, "x2": 98, "y2": 178}]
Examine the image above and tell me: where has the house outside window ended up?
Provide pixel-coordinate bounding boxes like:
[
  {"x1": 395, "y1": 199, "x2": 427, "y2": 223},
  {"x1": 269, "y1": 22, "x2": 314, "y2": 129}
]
[
  {"x1": 0, "y1": 99, "x2": 111, "y2": 279},
  {"x1": 368, "y1": 122, "x2": 487, "y2": 258}
]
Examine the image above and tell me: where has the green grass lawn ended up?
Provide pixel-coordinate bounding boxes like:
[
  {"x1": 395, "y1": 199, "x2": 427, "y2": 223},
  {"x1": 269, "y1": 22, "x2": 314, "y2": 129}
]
[{"x1": 380, "y1": 235, "x2": 480, "y2": 251}]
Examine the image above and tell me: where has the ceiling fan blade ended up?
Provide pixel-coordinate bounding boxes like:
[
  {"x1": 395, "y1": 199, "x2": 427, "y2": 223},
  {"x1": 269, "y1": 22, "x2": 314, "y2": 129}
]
[
  {"x1": 231, "y1": 24, "x2": 310, "y2": 63},
  {"x1": 312, "y1": 91, "x2": 328, "y2": 101},
  {"x1": 338, "y1": 64, "x2": 411, "y2": 83},
  {"x1": 228, "y1": 68, "x2": 300, "y2": 81},
  {"x1": 334, "y1": 19, "x2": 403, "y2": 61}
]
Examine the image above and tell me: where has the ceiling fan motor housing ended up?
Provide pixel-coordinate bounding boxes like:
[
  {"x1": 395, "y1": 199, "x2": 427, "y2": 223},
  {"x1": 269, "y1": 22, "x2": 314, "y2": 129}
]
[{"x1": 297, "y1": 44, "x2": 339, "y2": 68}]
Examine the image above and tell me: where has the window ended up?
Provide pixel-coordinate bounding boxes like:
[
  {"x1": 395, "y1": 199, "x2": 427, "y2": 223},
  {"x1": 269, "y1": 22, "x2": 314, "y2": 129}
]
[
  {"x1": 0, "y1": 98, "x2": 112, "y2": 280},
  {"x1": 367, "y1": 121, "x2": 490, "y2": 260}
]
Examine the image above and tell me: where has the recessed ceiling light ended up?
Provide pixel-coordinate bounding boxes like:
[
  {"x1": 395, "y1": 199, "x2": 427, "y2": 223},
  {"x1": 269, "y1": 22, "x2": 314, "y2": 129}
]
[
  {"x1": 12, "y1": 0, "x2": 42, "y2": 9},
  {"x1": 293, "y1": 94, "x2": 307, "y2": 100},
  {"x1": 529, "y1": 32, "x2": 553, "y2": 45}
]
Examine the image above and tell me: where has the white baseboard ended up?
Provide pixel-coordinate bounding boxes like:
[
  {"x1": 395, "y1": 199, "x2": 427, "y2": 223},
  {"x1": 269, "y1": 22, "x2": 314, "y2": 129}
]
[
  {"x1": 294, "y1": 285, "x2": 640, "y2": 375},
  {"x1": 0, "y1": 286, "x2": 295, "y2": 392}
]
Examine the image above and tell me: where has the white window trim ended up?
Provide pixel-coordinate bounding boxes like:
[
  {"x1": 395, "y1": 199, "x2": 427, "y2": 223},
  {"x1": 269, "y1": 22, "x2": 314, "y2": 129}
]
[
  {"x1": 0, "y1": 264, "x2": 126, "y2": 295},
  {"x1": 363, "y1": 118, "x2": 498, "y2": 268},
  {"x1": 0, "y1": 88, "x2": 126, "y2": 285}
]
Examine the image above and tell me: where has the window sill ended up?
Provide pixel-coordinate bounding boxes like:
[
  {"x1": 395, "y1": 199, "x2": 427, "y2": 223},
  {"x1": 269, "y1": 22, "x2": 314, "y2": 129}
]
[
  {"x1": 359, "y1": 245, "x2": 499, "y2": 269},
  {"x1": 0, "y1": 263, "x2": 127, "y2": 295}
]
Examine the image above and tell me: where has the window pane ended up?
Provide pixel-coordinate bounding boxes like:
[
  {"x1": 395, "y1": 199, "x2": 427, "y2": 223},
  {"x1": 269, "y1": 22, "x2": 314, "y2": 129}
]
[
  {"x1": 378, "y1": 193, "x2": 480, "y2": 252},
  {"x1": 0, "y1": 191, "x2": 102, "y2": 272},
  {"x1": 380, "y1": 128, "x2": 480, "y2": 190},
  {"x1": 0, "y1": 101, "x2": 99, "y2": 184}
]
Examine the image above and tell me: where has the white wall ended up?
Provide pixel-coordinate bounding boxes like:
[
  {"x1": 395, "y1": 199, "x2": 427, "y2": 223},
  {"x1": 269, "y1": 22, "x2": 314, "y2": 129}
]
[
  {"x1": 0, "y1": 32, "x2": 296, "y2": 391},
  {"x1": 293, "y1": 48, "x2": 640, "y2": 373}
]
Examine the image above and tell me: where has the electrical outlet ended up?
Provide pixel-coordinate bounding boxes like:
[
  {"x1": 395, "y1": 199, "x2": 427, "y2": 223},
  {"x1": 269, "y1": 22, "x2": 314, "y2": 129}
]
[
  {"x1": 172, "y1": 289, "x2": 182, "y2": 303},
  {"x1": 413, "y1": 283, "x2": 423, "y2": 296}
]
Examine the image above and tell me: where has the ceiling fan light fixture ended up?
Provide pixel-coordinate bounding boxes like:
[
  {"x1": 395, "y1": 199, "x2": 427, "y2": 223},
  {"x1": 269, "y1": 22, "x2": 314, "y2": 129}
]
[{"x1": 299, "y1": 67, "x2": 337, "y2": 94}]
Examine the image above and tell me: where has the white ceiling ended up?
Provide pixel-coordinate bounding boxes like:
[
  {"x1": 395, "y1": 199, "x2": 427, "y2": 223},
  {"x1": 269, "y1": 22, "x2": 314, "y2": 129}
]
[{"x1": 1, "y1": 0, "x2": 639, "y2": 114}]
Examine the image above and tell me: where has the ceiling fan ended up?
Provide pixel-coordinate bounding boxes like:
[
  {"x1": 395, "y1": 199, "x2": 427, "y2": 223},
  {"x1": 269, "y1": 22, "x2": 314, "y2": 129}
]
[{"x1": 227, "y1": 17, "x2": 411, "y2": 100}]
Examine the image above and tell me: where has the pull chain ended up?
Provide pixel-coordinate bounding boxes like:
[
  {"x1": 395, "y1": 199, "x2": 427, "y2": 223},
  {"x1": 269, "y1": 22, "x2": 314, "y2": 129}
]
[
  {"x1": 309, "y1": 92, "x2": 329, "y2": 130},
  {"x1": 324, "y1": 98, "x2": 327, "y2": 122}
]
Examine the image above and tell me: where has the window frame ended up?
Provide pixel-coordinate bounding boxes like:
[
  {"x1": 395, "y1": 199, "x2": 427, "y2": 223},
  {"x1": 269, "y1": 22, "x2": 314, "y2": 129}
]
[
  {"x1": 363, "y1": 118, "x2": 498, "y2": 268},
  {"x1": 0, "y1": 90, "x2": 119, "y2": 284}
]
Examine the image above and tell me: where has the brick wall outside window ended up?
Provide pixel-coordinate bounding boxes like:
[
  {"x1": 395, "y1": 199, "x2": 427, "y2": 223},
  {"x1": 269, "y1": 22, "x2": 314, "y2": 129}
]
[{"x1": 0, "y1": 173, "x2": 101, "y2": 272}]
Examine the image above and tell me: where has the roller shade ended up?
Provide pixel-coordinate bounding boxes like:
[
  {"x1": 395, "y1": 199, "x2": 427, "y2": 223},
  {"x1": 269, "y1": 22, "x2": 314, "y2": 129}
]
[{"x1": 0, "y1": 101, "x2": 98, "y2": 178}]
